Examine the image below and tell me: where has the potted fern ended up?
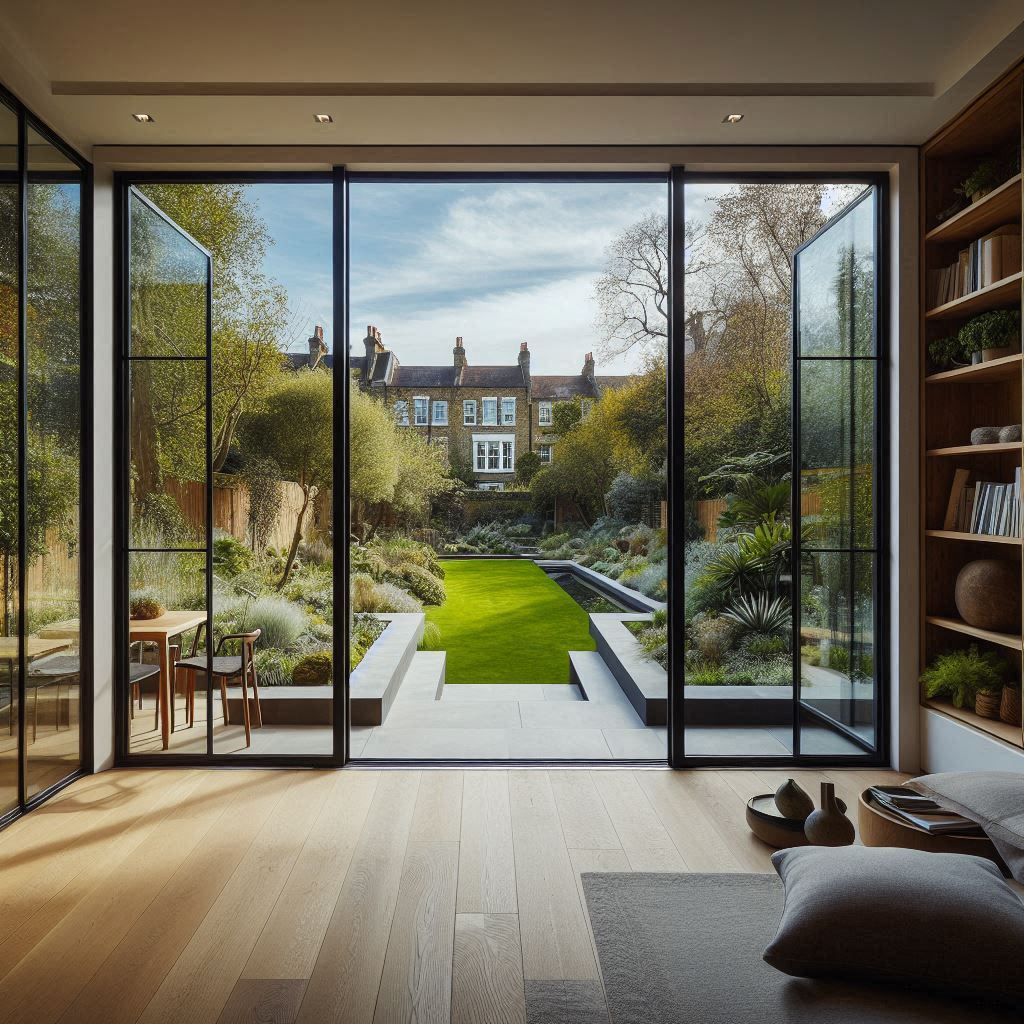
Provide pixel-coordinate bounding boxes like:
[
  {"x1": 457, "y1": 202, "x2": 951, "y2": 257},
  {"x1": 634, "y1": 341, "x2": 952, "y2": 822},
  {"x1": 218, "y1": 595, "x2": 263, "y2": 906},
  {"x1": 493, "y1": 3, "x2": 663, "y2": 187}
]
[
  {"x1": 958, "y1": 309, "x2": 1021, "y2": 363},
  {"x1": 920, "y1": 645, "x2": 1008, "y2": 717},
  {"x1": 956, "y1": 151, "x2": 1020, "y2": 204}
]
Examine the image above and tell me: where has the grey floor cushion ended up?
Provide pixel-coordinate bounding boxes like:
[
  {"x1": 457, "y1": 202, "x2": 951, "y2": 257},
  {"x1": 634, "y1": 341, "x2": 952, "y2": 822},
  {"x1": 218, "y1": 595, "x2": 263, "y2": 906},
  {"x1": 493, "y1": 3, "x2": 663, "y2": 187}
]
[
  {"x1": 582, "y1": 871, "x2": 1018, "y2": 1024},
  {"x1": 908, "y1": 771, "x2": 1024, "y2": 881},
  {"x1": 767, "y1": 846, "x2": 1024, "y2": 1005}
]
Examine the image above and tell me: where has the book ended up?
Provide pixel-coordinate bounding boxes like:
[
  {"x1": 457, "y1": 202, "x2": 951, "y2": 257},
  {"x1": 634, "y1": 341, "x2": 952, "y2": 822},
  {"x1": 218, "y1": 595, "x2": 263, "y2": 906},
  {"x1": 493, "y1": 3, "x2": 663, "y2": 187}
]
[
  {"x1": 943, "y1": 468, "x2": 970, "y2": 529},
  {"x1": 867, "y1": 787, "x2": 985, "y2": 836}
]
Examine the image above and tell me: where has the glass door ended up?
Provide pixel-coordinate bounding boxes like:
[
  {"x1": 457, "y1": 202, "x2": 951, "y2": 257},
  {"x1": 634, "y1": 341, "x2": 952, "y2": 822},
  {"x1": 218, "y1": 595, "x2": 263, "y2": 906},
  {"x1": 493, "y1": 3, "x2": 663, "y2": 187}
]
[
  {"x1": 794, "y1": 187, "x2": 882, "y2": 755},
  {"x1": 123, "y1": 187, "x2": 214, "y2": 758}
]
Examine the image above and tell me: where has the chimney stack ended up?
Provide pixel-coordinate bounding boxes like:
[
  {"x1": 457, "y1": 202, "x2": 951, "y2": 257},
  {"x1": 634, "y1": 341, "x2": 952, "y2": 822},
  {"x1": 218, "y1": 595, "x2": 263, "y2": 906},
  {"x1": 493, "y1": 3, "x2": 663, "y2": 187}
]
[
  {"x1": 453, "y1": 335, "x2": 467, "y2": 373},
  {"x1": 582, "y1": 351, "x2": 595, "y2": 381},
  {"x1": 518, "y1": 341, "x2": 531, "y2": 385},
  {"x1": 364, "y1": 325, "x2": 384, "y2": 380},
  {"x1": 307, "y1": 324, "x2": 328, "y2": 369}
]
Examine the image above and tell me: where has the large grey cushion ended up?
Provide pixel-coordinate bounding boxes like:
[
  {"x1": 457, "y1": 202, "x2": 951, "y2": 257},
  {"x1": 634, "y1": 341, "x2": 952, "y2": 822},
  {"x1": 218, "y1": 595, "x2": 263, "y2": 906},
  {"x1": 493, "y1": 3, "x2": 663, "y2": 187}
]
[
  {"x1": 908, "y1": 772, "x2": 1024, "y2": 882},
  {"x1": 764, "y1": 846, "x2": 1024, "y2": 1006}
]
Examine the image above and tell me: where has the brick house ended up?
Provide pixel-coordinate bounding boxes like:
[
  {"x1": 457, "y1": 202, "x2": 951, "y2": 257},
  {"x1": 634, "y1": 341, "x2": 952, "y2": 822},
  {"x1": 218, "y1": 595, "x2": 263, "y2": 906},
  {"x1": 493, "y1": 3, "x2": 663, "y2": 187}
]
[{"x1": 350, "y1": 326, "x2": 630, "y2": 488}]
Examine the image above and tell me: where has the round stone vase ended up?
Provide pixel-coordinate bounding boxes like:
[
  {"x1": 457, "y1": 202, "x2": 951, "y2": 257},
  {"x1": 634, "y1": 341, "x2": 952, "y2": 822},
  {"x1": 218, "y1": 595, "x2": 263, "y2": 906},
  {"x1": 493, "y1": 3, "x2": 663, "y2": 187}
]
[
  {"x1": 954, "y1": 560, "x2": 1021, "y2": 633},
  {"x1": 804, "y1": 782, "x2": 855, "y2": 847}
]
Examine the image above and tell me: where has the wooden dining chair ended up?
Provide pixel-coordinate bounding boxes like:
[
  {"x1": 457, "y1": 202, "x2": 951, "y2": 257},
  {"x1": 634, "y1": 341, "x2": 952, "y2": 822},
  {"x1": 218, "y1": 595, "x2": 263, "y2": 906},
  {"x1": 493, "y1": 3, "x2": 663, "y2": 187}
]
[{"x1": 173, "y1": 629, "x2": 263, "y2": 747}]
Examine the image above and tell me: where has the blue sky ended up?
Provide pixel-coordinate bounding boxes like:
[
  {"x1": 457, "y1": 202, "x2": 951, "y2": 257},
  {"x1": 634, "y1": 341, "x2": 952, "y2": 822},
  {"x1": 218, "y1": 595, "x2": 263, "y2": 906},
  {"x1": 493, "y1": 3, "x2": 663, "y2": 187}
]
[{"x1": 248, "y1": 180, "x2": 666, "y2": 376}]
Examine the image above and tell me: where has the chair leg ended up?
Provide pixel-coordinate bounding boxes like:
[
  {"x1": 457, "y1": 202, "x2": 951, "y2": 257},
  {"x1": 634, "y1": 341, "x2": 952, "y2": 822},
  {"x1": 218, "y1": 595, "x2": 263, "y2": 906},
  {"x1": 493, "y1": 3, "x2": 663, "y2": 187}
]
[
  {"x1": 187, "y1": 670, "x2": 195, "y2": 728},
  {"x1": 249, "y1": 665, "x2": 263, "y2": 729},
  {"x1": 220, "y1": 678, "x2": 229, "y2": 725},
  {"x1": 239, "y1": 675, "x2": 252, "y2": 748},
  {"x1": 130, "y1": 683, "x2": 136, "y2": 720}
]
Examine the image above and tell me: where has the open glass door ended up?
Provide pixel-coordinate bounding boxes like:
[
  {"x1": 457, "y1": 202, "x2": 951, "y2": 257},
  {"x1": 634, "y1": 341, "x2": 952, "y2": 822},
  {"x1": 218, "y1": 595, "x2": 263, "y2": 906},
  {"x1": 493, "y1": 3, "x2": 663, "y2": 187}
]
[
  {"x1": 123, "y1": 187, "x2": 214, "y2": 757},
  {"x1": 794, "y1": 187, "x2": 882, "y2": 756}
]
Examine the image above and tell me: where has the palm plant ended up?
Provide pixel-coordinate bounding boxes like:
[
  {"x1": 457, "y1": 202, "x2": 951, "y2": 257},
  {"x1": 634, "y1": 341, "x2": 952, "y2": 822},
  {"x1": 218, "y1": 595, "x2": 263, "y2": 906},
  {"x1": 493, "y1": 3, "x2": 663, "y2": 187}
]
[{"x1": 723, "y1": 593, "x2": 791, "y2": 635}]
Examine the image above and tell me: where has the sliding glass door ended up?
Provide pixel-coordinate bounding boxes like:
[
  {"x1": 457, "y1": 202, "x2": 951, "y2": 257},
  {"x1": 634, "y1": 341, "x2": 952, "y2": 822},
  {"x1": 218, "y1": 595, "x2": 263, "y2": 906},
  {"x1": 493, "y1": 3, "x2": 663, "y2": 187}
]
[{"x1": 675, "y1": 174, "x2": 885, "y2": 765}]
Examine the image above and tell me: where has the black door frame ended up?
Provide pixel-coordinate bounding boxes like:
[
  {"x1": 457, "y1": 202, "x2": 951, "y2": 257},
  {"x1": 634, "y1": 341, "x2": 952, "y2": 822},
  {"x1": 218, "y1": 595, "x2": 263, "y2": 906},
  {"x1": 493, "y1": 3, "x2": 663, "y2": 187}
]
[
  {"x1": 0, "y1": 82, "x2": 93, "y2": 830},
  {"x1": 668, "y1": 169, "x2": 890, "y2": 769}
]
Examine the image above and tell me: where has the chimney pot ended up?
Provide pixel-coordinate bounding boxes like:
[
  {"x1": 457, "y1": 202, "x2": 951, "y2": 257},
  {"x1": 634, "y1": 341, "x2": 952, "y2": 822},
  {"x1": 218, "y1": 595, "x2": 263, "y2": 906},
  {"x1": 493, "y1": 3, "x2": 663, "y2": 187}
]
[
  {"x1": 520, "y1": 342, "x2": 528, "y2": 352},
  {"x1": 453, "y1": 335, "x2": 467, "y2": 371}
]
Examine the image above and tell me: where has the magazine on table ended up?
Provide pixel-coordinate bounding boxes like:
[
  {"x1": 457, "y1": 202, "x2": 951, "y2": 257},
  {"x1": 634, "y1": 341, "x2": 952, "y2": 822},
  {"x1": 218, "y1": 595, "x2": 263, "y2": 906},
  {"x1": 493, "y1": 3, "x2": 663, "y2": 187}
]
[{"x1": 867, "y1": 786, "x2": 985, "y2": 836}]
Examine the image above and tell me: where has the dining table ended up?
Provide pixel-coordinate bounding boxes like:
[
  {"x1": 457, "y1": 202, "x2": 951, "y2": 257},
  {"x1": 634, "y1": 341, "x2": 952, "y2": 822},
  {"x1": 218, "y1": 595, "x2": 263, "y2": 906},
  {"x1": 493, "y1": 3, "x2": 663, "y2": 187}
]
[{"x1": 0, "y1": 637, "x2": 73, "y2": 733}]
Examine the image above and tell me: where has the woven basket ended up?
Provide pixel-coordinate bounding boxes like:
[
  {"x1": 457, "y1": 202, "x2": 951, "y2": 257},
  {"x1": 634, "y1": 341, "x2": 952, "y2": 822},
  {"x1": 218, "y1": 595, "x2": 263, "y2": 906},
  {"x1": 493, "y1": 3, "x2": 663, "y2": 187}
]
[
  {"x1": 1000, "y1": 685, "x2": 1022, "y2": 726},
  {"x1": 975, "y1": 690, "x2": 1001, "y2": 719}
]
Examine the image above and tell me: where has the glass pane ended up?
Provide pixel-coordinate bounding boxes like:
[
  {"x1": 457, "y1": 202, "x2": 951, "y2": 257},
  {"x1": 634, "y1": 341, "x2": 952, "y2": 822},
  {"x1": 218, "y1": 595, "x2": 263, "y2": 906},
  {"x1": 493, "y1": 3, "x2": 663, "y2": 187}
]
[
  {"x1": 129, "y1": 191, "x2": 208, "y2": 357},
  {"x1": 128, "y1": 359, "x2": 207, "y2": 547},
  {"x1": 796, "y1": 189, "x2": 876, "y2": 357},
  {"x1": 0, "y1": 100, "x2": 19, "y2": 814},
  {"x1": 26, "y1": 130, "x2": 83, "y2": 797},
  {"x1": 799, "y1": 551, "x2": 876, "y2": 753},
  {"x1": 127, "y1": 552, "x2": 208, "y2": 756}
]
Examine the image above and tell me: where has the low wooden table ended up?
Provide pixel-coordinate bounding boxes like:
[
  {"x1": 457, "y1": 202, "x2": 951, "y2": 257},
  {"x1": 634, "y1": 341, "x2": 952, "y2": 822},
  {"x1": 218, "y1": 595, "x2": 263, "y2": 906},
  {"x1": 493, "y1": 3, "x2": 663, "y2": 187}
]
[
  {"x1": 130, "y1": 611, "x2": 207, "y2": 750},
  {"x1": 858, "y1": 789, "x2": 1006, "y2": 870}
]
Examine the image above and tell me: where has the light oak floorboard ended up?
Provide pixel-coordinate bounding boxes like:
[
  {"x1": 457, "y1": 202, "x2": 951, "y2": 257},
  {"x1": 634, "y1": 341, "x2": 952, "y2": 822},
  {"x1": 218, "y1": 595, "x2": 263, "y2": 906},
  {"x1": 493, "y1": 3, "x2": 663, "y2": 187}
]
[
  {"x1": 451, "y1": 914, "x2": 526, "y2": 1024},
  {"x1": 568, "y1": 848, "x2": 632, "y2": 964},
  {"x1": 549, "y1": 770, "x2": 620, "y2": 851},
  {"x1": 373, "y1": 841, "x2": 459, "y2": 1024},
  {"x1": 216, "y1": 979, "x2": 307, "y2": 1024},
  {"x1": 456, "y1": 771, "x2": 516, "y2": 915},
  {"x1": 410, "y1": 770, "x2": 464, "y2": 844},
  {"x1": 295, "y1": 771, "x2": 422, "y2": 1024}
]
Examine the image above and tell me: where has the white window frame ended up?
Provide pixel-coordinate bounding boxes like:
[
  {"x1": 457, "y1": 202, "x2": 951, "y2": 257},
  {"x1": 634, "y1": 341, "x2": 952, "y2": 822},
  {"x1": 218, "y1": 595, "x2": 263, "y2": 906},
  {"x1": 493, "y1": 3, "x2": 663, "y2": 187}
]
[
  {"x1": 478, "y1": 482, "x2": 505, "y2": 491},
  {"x1": 501, "y1": 396, "x2": 516, "y2": 425},
  {"x1": 432, "y1": 399, "x2": 448, "y2": 425},
  {"x1": 393, "y1": 399, "x2": 409, "y2": 426},
  {"x1": 481, "y1": 397, "x2": 498, "y2": 426},
  {"x1": 539, "y1": 443, "x2": 552, "y2": 464},
  {"x1": 538, "y1": 400, "x2": 552, "y2": 426},
  {"x1": 472, "y1": 433, "x2": 515, "y2": 473},
  {"x1": 413, "y1": 396, "x2": 429, "y2": 426},
  {"x1": 580, "y1": 398, "x2": 592, "y2": 418},
  {"x1": 463, "y1": 399, "x2": 477, "y2": 425}
]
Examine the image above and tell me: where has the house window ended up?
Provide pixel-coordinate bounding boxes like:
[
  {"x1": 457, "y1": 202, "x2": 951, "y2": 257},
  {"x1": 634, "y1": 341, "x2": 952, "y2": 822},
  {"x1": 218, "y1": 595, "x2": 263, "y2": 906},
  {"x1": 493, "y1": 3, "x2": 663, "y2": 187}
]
[
  {"x1": 393, "y1": 400, "x2": 409, "y2": 425},
  {"x1": 501, "y1": 397, "x2": 516, "y2": 425},
  {"x1": 432, "y1": 400, "x2": 448, "y2": 425},
  {"x1": 482, "y1": 397, "x2": 498, "y2": 425},
  {"x1": 538, "y1": 401, "x2": 552, "y2": 426},
  {"x1": 539, "y1": 444, "x2": 552, "y2": 464},
  {"x1": 473, "y1": 433, "x2": 514, "y2": 472},
  {"x1": 413, "y1": 397, "x2": 428, "y2": 425},
  {"x1": 463, "y1": 399, "x2": 476, "y2": 425}
]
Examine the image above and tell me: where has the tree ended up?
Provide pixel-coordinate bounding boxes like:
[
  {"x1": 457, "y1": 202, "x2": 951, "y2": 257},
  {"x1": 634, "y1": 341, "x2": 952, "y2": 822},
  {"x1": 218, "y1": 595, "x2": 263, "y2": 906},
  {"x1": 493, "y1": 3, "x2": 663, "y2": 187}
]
[
  {"x1": 238, "y1": 370, "x2": 333, "y2": 587},
  {"x1": 241, "y1": 456, "x2": 283, "y2": 554},
  {"x1": 514, "y1": 451, "x2": 542, "y2": 486}
]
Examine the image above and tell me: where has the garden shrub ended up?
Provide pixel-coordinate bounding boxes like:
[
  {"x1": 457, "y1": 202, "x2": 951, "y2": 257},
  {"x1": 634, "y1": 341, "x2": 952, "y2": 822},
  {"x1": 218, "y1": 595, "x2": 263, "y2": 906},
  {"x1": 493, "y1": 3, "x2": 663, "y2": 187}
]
[
  {"x1": 292, "y1": 650, "x2": 332, "y2": 684},
  {"x1": 801, "y1": 643, "x2": 822, "y2": 666},
  {"x1": 539, "y1": 532, "x2": 570, "y2": 552},
  {"x1": 253, "y1": 649, "x2": 301, "y2": 686},
  {"x1": 687, "y1": 661, "x2": 726, "y2": 686},
  {"x1": 606, "y1": 471, "x2": 660, "y2": 523},
  {"x1": 740, "y1": 632, "x2": 788, "y2": 658},
  {"x1": 690, "y1": 614, "x2": 735, "y2": 664},
  {"x1": 419, "y1": 621, "x2": 443, "y2": 651},
  {"x1": 246, "y1": 596, "x2": 308, "y2": 651},
  {"x1": 213, "y1": 534, "x2": 254, "y2": 577},
  {"x1": 395, "y1": 563, "x2": 447, "y2": 605},
  {"x1": 350, "y1": 574, "x2": 422, "y2": 614},
  {"x1": 828, "y1": 646, "x2": 850, "y2": 673}
]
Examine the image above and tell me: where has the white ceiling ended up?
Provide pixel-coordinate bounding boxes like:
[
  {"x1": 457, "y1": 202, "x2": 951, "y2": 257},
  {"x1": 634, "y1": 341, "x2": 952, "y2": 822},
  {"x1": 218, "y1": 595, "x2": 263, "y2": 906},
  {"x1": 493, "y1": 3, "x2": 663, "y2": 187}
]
[{"x1": 1, "y1": 0, "x2": 1023, "y2": 157}]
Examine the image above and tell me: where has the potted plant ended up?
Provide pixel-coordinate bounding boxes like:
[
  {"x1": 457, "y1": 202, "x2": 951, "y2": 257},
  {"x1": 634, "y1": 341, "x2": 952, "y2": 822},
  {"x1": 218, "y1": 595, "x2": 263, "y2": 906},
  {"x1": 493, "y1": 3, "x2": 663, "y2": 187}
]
[
  {"x1": 920, "y1": 644, "x2": 1007, "y2": 714},
  {"x1": 958, "y1": 309, "x2": 1021, "y2": 363},
  {"x1": 956, "y1": 151, "x2": 1021, "y2": 204},
  {"x1": 1000, "y1": 682, "x2": 1022, "y2": 726},
  {"x1": 927, "y1": 334, "x2": 969, "y2": 370}
]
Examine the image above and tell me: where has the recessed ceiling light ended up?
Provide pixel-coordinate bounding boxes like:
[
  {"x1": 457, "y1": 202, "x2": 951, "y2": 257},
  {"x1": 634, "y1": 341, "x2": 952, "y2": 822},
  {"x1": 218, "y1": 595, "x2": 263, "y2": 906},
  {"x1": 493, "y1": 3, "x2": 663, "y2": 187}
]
[
  {"x1": 313, "y1": 113, "x2": 333, "y2": 124},
  {"x1": 132, "y1": 113, "x2": 155, "y2": 123},
  {"x1": 722, "y1": 113, "x2": 744, "y2": 124}
]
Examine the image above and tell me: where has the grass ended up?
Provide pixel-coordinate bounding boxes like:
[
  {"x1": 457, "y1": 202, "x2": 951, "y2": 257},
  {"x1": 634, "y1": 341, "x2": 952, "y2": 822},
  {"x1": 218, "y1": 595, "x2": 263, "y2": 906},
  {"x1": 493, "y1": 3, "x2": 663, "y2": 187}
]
[{"x1": 424, "y1": 559, "x2": 596, "y2": 684}]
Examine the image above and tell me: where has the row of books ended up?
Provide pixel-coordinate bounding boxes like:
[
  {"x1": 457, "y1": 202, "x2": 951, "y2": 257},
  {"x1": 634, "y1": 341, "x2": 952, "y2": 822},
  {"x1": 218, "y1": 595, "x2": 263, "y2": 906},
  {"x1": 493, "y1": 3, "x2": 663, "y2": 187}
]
[
  {"x1": 867, "y1": 786, "x2": 984, "y2": 836},
  {"x1": 943, "y1": 467, "x2": 1022, "y2": 537},
  {"x1": 927, "y1": 223, "x2": 1021, "y2": 308}
]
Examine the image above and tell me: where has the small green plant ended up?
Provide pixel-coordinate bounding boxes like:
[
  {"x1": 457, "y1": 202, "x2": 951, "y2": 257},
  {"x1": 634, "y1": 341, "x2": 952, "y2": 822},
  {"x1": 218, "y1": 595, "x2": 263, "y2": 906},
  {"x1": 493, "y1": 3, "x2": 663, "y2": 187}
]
[
  {"x1": 958, "y1": 310, "x2": 1021, "y2": 357},
  {"x1": 418, "y1": 621, "x2": 443, "y2": 651},
  {"x1": 393, "y1": 562, "x2": 446, "y2": 605},
  {"x1": 920, "y1": 645, "x2": 1008, "y2": 708},
  {"x1": 129, "y1": 593, "x2": 165, "y2": 620},
  {"x1": 956, "y1": 150, "x2": 1020, "y2": 200},
  {"x1": 801, "y1": 643, "x2": 822, "y2": 666},
  {"x1": 828, "y1": 646, "x2": 850, "y2": 674},
  {"x1": 722, "y1": 593, "x2": 791, "y2": 635},
  {"x1": 927, "y1": 334, "x2": 968, "y2": 369},
  {"x1": 292, "y1": 650, "x2": 332, "y2": 685},
  {"x1": 686, "y1": 661, "x2": 726, "y2": 686},
  {"x1": 213, "y1": 534, "x2": 254, "y2": 577}
]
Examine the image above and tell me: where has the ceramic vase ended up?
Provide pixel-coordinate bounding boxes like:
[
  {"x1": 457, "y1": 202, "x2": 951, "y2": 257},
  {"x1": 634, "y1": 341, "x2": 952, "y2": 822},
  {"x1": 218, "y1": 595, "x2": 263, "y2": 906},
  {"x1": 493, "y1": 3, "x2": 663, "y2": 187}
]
[
  {"x1": 804, "y1": 782, "x2": 855, "y2": 847},
  {"x1": 774, "y1": 778, "x2": 814, "y2": 821}
]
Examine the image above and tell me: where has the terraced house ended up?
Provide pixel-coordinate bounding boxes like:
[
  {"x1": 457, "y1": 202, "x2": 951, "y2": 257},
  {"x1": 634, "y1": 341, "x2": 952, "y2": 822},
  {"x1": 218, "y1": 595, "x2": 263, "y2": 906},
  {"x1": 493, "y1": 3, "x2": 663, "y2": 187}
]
[{"x1": 352, "y1": 325, "x2": 629, "y2": 488}]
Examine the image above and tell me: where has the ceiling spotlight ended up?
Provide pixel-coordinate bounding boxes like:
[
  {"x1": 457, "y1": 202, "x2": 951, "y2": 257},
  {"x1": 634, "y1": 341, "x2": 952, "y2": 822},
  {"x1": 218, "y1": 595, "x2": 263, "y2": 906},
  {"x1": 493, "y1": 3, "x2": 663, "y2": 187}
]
[
  {"x1": 132, "y1": 113, "x2": 155, "y2": 123},
  {"x1": 313, "y1": 113, "x2": 334, "y2": 124},
  {"x1": 722, "y1": 113, "x2": 744, "y2": 124}
]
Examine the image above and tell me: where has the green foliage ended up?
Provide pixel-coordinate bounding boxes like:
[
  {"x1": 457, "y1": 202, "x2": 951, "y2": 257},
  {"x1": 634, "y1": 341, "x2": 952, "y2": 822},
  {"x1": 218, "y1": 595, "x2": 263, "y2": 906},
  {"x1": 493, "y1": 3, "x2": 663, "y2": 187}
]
[
  {"x1": 920, "y1": 645, "x2": 1008, "y2": 708},
  {"x1": 551, "y1": 397, "x2": 584, "y2": 435},
  {"x1": 252, "y1": 649, "x2": 301, "y2": 687},
  {"x1": 214, "y1": 534, "x2": 254, "y2": 577},
  {"x1": 606, "y1": 471, "x2": 661, "y2": 522},
  {"x1": 690, "y1": 614, "x2": 735, "y2": 664},
  {"x1": 129, "y1": 594, "x2": 165, "y2": 620},
  {"x1": 722, "y1": 593, "x2": 791, "y2": 635},
  {"x1": 349, "y1": 614, "x2": 386, "y2": 670},
  {"x1": 242, "y1": 456, "x2": 283, "y2": 554},
  {"x1": 514, "y1": 450, "x2": 543, "y2": 486},
  {"x1": 927, "y1": 334, "x2": 967, "y2": 369},
  {"x1": 958, "y1": 310, "x2": 1021, "y2": 356},
  {"x1": 956, "y1": 150, "x2": 1020, "y2": 199},
  {"x1": 292, "y1": 650, "x2": 332, "y2": 684},
  {"x1": 350, "y1": 573, "x2": 422, "y2": 613},
  {"x1": 242, "y1": 595, "x2": 308, "y2": 650},
  {"x1": 393, "y1": 562, "x2": 447, "y2": 605},
  {"x1": 686, "y1": 662, "x2": 726, "y2": 686},
  {"x1": 419, "y1": 621, "x2": 443, "y2": 651}
]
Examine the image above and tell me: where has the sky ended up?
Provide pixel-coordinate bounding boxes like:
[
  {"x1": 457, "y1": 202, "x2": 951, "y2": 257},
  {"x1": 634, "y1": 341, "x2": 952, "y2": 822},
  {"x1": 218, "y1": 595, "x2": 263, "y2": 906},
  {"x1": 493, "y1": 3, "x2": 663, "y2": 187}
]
[{"x1": 246, "y1": 180, "x2": 666, "y2": 377}]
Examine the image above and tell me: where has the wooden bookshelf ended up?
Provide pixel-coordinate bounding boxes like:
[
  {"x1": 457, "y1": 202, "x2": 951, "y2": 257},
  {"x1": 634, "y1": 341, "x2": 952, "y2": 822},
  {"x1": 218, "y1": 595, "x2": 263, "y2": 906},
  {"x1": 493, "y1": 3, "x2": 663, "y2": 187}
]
[{"x1": 920, "y1": 63, "x2": 1024, "y2": 751}]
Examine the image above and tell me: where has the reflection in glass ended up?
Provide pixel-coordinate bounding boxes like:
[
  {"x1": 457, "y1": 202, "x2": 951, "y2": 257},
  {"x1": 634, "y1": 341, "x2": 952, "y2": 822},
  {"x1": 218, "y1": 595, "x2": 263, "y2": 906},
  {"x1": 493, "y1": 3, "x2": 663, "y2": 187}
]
[
  {"x1": 796, "y1": 190, "x2": 875, "y2": 357},
  {"x1": 25, "y1": 128, "x2": 83, "y2": 797},
  {"x1": 0, "y1": 100, "x2": 19, "y2": 814}
]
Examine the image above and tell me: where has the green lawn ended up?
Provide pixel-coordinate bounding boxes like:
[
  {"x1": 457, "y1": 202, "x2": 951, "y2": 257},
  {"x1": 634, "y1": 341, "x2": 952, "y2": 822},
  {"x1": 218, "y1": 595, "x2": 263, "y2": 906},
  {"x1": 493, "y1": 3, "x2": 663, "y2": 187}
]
[{"x1": 424, "y1": 559, "x2": 596, "y2": 684}]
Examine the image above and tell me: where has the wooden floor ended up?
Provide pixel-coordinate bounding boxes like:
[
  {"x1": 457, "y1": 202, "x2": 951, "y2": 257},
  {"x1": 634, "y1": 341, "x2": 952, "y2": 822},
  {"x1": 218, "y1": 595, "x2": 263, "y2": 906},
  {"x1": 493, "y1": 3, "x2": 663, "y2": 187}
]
[{"x1": 0, "y1": 766, "x2": 908, "y2": 1024}]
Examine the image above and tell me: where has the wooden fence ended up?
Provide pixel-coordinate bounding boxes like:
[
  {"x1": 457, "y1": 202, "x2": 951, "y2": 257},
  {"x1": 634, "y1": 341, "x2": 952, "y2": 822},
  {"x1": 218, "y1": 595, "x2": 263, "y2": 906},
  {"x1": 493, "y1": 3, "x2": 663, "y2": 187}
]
[{"x1": 693, "y1": 492, "x2": 823, "y2": 542}]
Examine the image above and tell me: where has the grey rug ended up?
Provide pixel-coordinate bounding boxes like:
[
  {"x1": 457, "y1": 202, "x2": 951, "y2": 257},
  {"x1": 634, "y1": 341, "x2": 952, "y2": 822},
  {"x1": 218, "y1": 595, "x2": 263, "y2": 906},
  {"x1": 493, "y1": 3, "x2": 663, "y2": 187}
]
[{"x1": 582, "y1": 872, "x2": 1016, "y2": 1024}]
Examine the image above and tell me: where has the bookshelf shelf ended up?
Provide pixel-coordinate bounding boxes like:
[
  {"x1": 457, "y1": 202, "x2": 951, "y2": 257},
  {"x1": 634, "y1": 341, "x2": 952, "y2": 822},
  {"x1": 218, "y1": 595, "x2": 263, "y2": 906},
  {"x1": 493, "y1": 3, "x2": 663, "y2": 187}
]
[
  {"x1": 920, "y1": 62, "x2": 1024, "y2": 754},
  {"x1": 925, "y1": 271, "x2": 1022, "y2": 321},
  {"x1": 924, "y1": 173, "x2": 1022, "y2": 245},
  {"x1": 923, "y1": 699, "x2": 1024, "y2": 748},
  {"x1": 925, "y1": 615, "x2": 1023, "y2": 650},
  {"x1": 924, "y1": 529, "x2": 1022, "y2": 544},
  {"x1": 925, "y1": 442, "x2": 1022, "y2": 457},
  {"x1": 925, "y1": 352, "x2": 1022, "y2": 384}
]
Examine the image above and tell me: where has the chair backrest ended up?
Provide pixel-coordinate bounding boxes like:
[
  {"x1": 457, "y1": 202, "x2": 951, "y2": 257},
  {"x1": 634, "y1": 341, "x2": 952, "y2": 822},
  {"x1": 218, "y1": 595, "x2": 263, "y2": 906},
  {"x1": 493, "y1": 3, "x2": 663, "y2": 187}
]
[{"x1": 216, "y1": 629, "x2": 261, "y2": 675}]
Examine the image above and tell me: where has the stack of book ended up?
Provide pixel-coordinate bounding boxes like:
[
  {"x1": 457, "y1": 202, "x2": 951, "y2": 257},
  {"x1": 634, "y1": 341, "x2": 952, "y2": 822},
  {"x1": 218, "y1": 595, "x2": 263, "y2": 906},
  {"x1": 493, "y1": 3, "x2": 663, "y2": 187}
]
[
  {"x1": 927, "y1": 223, "x2": 1022, "y2": 307},
  {"x1": 944, "y1": 467, "x2": 1022, "y2": 537},
  {"x1": 867, "y1": 786, "x2": 984, "y2": 836}
]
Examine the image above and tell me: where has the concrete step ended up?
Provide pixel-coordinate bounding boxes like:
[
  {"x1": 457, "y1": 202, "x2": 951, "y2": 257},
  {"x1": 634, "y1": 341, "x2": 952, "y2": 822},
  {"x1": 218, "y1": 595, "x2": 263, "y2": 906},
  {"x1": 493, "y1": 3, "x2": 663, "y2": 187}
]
[
  {"x1": 569, "y1": 650, "x2": 634, "y2": 710},
  {"x1": 393, "y1": 651, "x2": 446, "y2": 703}
]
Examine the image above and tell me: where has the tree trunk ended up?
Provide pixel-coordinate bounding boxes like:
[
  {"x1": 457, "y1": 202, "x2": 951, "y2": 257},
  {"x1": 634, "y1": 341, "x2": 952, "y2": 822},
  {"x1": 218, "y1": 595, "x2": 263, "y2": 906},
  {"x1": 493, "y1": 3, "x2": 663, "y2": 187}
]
[
  {"x1": 212, "y1": 407, "x2": 240, "y2": 473},
  {"x1": 277, "y1": 485, "x2": 312, "y2": 589}
]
